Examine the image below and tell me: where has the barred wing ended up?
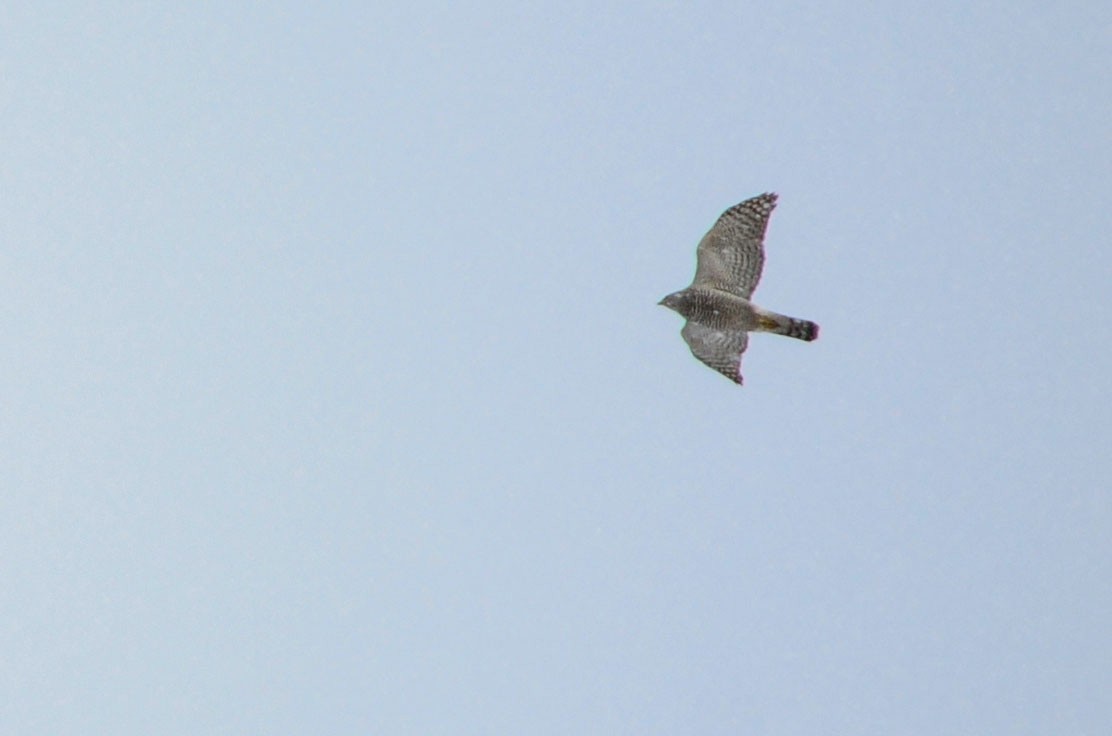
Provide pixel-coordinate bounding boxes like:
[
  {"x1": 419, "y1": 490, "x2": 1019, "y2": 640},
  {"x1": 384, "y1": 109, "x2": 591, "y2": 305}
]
[
  {"x1": 681, "y1": 321, "x2": 749, "y2": 385},
  {"x1": 692, "y1": 193, "x2": 777, "y2": 299}
]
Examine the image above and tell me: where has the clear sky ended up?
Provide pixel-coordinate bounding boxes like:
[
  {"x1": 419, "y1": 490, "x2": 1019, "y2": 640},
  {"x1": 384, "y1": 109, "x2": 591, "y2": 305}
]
[{"x1": 2, "y1": 3, "x2": 1110, "y2": 734}]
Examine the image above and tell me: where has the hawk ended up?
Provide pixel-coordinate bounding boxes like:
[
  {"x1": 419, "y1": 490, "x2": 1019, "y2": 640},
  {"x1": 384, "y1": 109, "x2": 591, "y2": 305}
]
[{"x1": 659, "y1": 193, "x2": 818, "y2": 385}]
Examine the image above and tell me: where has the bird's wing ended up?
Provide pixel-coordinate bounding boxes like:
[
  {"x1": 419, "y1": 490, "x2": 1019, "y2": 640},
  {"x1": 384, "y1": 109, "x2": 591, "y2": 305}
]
[
  {"x1": 681, "y1": 321, "x2": 750, "y2": 385},
  {"x1": 692, "y1": 193, "x2": 776, "y2": 299}
]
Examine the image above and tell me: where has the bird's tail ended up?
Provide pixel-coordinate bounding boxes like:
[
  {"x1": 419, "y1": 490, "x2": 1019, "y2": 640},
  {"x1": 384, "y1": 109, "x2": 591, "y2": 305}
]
[{"x1": 756, "y1": 311, "x2": 819, "y2": 342}]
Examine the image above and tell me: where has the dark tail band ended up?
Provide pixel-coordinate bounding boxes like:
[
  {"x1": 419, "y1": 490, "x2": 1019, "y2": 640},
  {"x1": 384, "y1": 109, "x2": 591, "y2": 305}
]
[{"x1": 787, "y1": 319, "x2": 819, "y2": 342}]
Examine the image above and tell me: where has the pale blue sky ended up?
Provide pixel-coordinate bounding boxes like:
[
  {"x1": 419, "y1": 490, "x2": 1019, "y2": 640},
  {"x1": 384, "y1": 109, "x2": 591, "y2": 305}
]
[{"x1": 2, "y1": 3, "x2": 1110, "y2": 734}]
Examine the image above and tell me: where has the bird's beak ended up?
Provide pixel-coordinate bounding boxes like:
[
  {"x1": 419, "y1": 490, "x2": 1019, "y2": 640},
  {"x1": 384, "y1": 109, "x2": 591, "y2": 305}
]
[{"x1": 657, "y1": 298, "x2": 666, "y2": 306}]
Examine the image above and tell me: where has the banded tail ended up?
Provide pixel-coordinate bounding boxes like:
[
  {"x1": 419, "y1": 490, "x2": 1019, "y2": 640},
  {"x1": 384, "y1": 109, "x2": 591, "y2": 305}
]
[
  {"x1": 784, "y1": 317, "x2": 819, "y2": 341},
  {"x1": 757, "y1": 312, "x2": 820, "y2": 342}
]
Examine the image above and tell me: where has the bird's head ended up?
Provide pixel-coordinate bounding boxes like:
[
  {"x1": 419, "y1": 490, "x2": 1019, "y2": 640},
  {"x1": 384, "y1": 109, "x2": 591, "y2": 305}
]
[{"x1": 658, "y1": 291, "x2": 687, "y2": 314}]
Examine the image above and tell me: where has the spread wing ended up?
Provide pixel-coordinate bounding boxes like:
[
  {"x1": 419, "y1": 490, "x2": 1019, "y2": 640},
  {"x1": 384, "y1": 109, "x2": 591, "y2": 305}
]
[
  {"x1": 681, "y1": 321, "x2": 750, "y2": 385},
  {"x1": 692, "y1": 193, "x2": 777, "y2": 299}
]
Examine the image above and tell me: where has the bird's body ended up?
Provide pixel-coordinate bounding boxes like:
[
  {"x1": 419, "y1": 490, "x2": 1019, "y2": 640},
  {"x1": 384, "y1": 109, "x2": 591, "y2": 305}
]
[
  {"x1": 659, "y1": 193, "x2": 818, "y2": 385},
  {"x1": 668, "y1": 287, "x2": 760, "y2": 331}
]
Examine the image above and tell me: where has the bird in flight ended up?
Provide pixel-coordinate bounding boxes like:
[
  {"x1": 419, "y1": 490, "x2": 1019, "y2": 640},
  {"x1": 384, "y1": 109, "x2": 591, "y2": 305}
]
[{"x1": 659, "y1": 193, "x2": 818, "y2": 385}]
